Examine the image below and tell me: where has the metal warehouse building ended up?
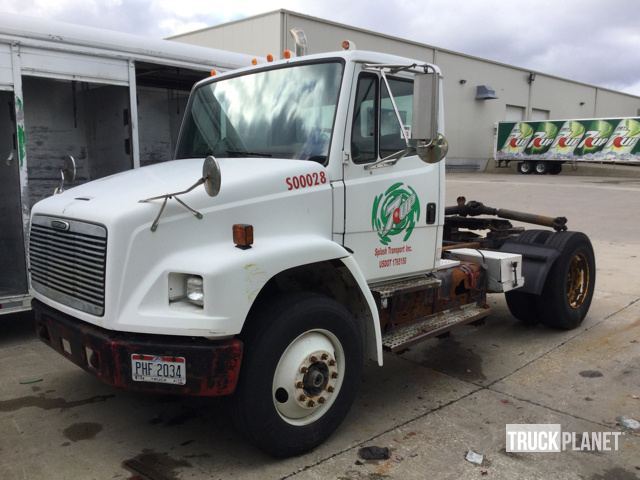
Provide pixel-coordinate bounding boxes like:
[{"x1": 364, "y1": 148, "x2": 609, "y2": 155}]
[{"x1": 169, "y1": 9, "x2": 640, "y2": 171}]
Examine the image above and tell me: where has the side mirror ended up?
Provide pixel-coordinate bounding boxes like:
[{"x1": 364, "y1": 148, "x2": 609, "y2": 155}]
[
  {"x1": 54, "y1": 155, "x2": 77, "y2": 194},
  {"x1": 202, "y1": 155, "x2": 221, "y2": 197},
  {"x1": 412, "y1": 73, "x2": 447, "y2": 164}
]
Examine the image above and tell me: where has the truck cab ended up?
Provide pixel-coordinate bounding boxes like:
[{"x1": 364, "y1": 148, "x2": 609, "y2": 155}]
[{"x1": 29, "y1": 48, "x2": 595, "y2": 457}]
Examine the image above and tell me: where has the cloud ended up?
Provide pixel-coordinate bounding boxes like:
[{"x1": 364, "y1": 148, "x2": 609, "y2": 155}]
[{"x1": 1, "y1": 0, "x2": 639, "y2": 96}]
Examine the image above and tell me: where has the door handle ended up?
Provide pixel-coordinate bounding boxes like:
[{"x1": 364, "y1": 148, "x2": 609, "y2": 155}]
[
  {"x1": 5, "y1": 150, "x2": 14, "y2": 166},
  {"x1": 426, "y1": 202, "x2": 437, "y2": 224}
]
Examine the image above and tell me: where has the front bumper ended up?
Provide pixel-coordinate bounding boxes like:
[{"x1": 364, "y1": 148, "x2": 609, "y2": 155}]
[{"x1": 33, "y1": 299, "x2": 243, "y2": 396}]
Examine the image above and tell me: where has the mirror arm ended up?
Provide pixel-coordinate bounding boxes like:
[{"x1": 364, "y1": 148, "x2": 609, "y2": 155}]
[
  {"x1": 139, "y1": 177, "x2": 206, "y2": 232},
  {"x1": 364, "y1": 148, "x2": 410, "y2": 170},
  {"x1": 379, "y1": 69, "x2": 410, "y2": 148}
]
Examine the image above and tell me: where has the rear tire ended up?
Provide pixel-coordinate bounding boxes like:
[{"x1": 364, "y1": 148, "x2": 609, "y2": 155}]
[
  {"x1": 534, "y1": 161, "x2": 548, "y2": 174},
  {"x1": 538, "y1": 232, "x2": 595, "y2": 330},
  {"x1": 518, "y1": 161, "x2": 533, "y2": 174},
  {"x1": 232, "y1": 293, "x2": 363, "y2": 457}
]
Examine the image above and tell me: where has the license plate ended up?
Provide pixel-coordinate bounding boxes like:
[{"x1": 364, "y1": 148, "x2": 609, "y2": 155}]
[{"x1": 131, "y1": 354, "x2": 186, "y2": 385}]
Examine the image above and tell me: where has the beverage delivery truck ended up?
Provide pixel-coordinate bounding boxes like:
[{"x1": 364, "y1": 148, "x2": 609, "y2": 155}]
[{"x1": 28, "y1": 45, "x2": 595, "y2": 457}]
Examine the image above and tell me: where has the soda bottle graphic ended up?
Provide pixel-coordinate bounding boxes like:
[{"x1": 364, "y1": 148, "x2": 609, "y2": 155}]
[
  {"x1": 524, "y1": 122, "x2": 559, "y2": 155},
  {"x1": 547, "y1": 121, "x2": 585, "y2": 156},
  {"x1": 601, "y1": 118, "x2": 640, "y2": 156},
  {"x1": 500, "y1": 122, "x2": 534, "y2": 155},
  {"x1": 575, "y1": 119, "x2": 614, "y2": 156}
]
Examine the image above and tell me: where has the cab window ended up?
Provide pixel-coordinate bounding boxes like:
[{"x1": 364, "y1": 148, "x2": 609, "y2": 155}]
[
  {"x1": 380, "y1": 78, "x2": 413, "y2": 158},
  {"x1": 350, "y1": 74, "x2": 413, "y2": 163},
  {"x1": 350, "y1": 73, "x2": 378, "y2": 164}
]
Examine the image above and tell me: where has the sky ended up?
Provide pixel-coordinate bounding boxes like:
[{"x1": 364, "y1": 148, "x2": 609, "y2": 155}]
[{"x1": 1, "y1": 0, "x2": 640, "y2": 96}]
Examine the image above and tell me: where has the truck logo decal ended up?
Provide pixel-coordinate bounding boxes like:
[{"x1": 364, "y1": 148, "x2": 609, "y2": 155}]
[{"x1": 371, "y1": 182, "x2": 420, "y2": 245}]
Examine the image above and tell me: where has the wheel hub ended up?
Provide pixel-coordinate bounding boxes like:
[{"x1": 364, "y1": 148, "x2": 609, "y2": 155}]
[
  {"x1": 294, "y1": 350, "x2": 338, "y2": 408},
  {"x1": 566, "y1": 252, "x2": 590, "y2": 309}
]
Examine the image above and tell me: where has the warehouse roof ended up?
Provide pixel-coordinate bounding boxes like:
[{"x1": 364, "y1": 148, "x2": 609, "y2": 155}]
[{"x1": 170, "y1": 8, "x2": 640, "y2": 100}]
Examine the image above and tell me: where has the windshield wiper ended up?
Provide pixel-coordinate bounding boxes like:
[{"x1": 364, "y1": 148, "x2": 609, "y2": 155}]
[{"x1": 225, "y1": 150, "x2": 273, "y2": 158}]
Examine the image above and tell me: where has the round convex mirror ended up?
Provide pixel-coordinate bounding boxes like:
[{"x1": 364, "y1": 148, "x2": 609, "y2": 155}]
[
  {"x1": 63, "y1": 155, "x2": 77, "y2": 183},
  {"x1": 203, "y1": 155, "x2": 222, "y2": 197}
]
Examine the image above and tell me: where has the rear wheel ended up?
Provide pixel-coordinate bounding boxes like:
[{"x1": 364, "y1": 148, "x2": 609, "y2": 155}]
[
  {"x1": 538, "y1": 232, "x2": 595, "y2": 329},
  {"x1": 518, "y1": 161, "x2": 533, "y2": 174},
  {"x1": 232, "y1": 293, "x2": 363, "y2": 457},
  {"x1": 534, "y1": 161, "x2": 548, "y2": 174}
]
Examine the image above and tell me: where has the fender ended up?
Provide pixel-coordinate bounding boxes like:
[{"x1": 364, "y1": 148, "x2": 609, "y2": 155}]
[
  {"x1": 340, "y1": 255, "x2": 383, "y2": 366},
  {"x1": 499, "y1": 240, "x2": 560, "y2": 294},
  {"x1": 112, "y1": 235, "x2": 382, "y2": 352}
]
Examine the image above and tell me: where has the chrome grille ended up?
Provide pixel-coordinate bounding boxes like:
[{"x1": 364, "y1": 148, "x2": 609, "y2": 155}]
[{"x1": 29, "y1": 215, "x2": 107, "y2": 316}]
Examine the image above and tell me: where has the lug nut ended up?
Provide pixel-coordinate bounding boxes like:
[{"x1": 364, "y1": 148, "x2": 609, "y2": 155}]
[
  {"x1": 296, "y1": 381, "x2": 304, "y2": 388},
  {"x1": 298, "y1": 394, "x2": 306, "y2": 401},
  {"x1": 328, "y1": 360, "x2": 336, "y2": 366},
  {"x1": 327, "y1": 386, "x2": 335, "y2": 393},
  {"x1": 310, "y1": 355, "x2": 318, "y2": 363},
  {"x1": 300, "y1": 366, "x2": 308, "y2": 374},
  {"x1": 318, "y1": 397, "x2": 326, "y2": 404},
  {"x1": 331, "y1": 372, "x2": 338, "y2": 379},
  {"x1": 321, "y1": 353, "x2": 328, "y2": 360},
  {"x1": 307, "y1": 400, "x2": 315, "y2": 407}
]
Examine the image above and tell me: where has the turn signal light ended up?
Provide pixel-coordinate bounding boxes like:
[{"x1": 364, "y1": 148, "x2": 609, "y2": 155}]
[
  {"x1": 282, "y1": 49, "x2": 293, "y2": 59},
  {"x1": 210, "y1": 69, "x2": 217, "y2": 76},
  {"x1": 233, "y1": 224, "x2": 254, "y2": 249},
  {"x1": 251, "y1": 58, "x2": 258, "y2": 65},
  {"x1": 266, "y1": 53, "x2": 274, "y2": 62}
]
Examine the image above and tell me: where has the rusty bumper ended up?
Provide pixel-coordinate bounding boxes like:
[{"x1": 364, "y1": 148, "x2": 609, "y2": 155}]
[{"x1": 33, "y1": 299, "x2": 243, "y2": 397}]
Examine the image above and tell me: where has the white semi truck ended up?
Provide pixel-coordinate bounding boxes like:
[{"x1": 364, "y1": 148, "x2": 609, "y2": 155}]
[{"x1": 29, "y1": 45, "x2": 595, "y2": 457}]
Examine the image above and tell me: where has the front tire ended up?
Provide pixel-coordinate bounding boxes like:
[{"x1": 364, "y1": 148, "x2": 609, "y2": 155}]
[
  {"x1": 232, "y1": 293, "x2": 363, "y2": 457},
  {"x1": 538, "y1": 232, "x2": 596, "y2": 330}
]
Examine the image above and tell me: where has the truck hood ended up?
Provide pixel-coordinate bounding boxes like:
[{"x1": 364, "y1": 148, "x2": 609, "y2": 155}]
[
  {"x1": 32, "y1": 157, "x2": 326, "y2": 223},
  {"x1": 30, "y1": 156, "x2": 336, "y2": 334}
]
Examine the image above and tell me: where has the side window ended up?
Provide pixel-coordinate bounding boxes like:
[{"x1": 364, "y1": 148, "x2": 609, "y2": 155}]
[
  {"x1": 351, "y1": 73, "x2": 378, "y2": 164},
  {"x1": 380, "y1": 78, "x2": 413, "y2": 158}
]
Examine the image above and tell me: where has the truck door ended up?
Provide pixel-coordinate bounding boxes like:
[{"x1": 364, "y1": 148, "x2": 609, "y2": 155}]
[
  {"x1": 343, "y1": 68, "x2": 440, "y2": 283},
  {"x1": 0, "y1": 90, "x2": 28, "y2": 297}
]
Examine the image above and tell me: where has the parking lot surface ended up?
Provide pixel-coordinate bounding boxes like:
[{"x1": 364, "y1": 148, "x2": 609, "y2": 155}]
[{"x1": 1, "y1": 173, "x2": 639, "y2": 480}]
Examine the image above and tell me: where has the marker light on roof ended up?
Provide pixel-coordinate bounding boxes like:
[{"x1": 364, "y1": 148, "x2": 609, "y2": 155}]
[{"x1": 341, "y1": 40, "x2": 356, "y2": 50}]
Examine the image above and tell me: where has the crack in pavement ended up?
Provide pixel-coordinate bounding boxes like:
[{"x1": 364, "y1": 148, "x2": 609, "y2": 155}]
[
  {"x1": 282, "y1": 296, "x2": 640, "y2": 479},
  {"x1": 280, "y1": 386, "x2": 483, "y2": 479}
]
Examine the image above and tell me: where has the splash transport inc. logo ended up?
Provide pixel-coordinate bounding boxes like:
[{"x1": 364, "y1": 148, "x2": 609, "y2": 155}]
[{"x1": 371, "y1": 182, "x2": 420, "y2": 245}]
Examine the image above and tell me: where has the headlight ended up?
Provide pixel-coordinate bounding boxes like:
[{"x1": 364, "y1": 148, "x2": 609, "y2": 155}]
[
  {"x1": 169, "y1": 273, "x2": 204, "y2": 309},
  {"x1": 186, "y1": 275, "x2": 204, "y2": 307}
]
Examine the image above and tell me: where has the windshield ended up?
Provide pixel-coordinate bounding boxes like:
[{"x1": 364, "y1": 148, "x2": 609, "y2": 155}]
[{"x1": 176, "y1": 61, "x2": 344, "y2": 162}]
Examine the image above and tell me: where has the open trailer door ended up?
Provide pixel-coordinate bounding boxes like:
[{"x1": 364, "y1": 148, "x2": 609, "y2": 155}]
[{"x1": 0, "y1": 89, "x2": 28, "y2": 300}]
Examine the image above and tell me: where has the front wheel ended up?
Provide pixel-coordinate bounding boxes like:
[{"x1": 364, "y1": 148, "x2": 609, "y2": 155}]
[{"x1": 232, "y1": 293, "x2": 363, "y2": 457}]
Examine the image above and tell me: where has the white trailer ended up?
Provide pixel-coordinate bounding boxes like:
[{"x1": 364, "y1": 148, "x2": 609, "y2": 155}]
[{"x1": 0, "y1": 14, "x2": 254, "y2": 314}]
